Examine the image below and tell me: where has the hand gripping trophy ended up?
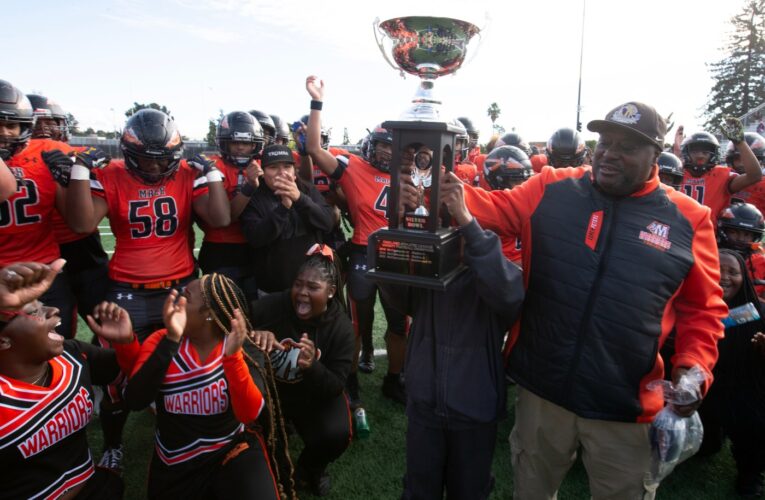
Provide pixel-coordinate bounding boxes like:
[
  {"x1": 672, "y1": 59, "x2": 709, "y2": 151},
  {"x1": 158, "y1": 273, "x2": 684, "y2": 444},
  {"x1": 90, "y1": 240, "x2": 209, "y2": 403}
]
[{"x1": 366, "y1": 16, "x2": 482, "y2": 289}]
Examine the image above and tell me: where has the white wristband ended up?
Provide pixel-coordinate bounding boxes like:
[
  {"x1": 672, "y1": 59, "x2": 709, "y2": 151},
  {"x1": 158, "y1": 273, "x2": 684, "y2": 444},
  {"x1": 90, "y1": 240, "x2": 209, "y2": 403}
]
[
  {"x1": 206, "y1": 170, "x2": 224, "y2": 183},
  {"x1": 70, "y1": 165, "x2": 91, "y2": 181}
]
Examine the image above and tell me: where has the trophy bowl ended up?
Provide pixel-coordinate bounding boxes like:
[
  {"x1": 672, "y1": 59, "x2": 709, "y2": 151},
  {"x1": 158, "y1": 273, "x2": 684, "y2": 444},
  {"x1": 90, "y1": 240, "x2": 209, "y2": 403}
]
[{"x1": 375, "y1": 16, "x2": 481, "y2": 80}]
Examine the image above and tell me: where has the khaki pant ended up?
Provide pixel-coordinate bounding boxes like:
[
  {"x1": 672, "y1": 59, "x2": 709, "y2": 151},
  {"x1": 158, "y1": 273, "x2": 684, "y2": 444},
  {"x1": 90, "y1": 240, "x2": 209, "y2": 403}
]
[{"x1": 509, "y1": 387, "x2": 657, "y2": 500}]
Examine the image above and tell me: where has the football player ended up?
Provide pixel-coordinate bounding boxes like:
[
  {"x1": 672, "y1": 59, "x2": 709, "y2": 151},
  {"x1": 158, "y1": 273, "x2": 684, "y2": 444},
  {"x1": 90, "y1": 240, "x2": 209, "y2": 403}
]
[{"x1": 717, "y1": 201, "x2": 765, "y2": 299}]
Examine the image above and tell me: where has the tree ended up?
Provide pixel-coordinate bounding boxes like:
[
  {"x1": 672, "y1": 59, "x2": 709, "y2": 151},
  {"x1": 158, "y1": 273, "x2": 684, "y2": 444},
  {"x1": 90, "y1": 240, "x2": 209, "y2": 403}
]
[
  {"x1": 66, "y1": 113, "x2": 80, "y2": 136},
  {"x1": 206, "y1": 109, "x2": 224, "y2": 147},
  {"x1": 487, "y1": 102, "x2": 502, "y2": 133},
  {"x1": 703, "y1": 0, "x2": 765, "y2": 131},
  {"x1": 125, "y1": 102, "x2": 173, "y2": 119}
]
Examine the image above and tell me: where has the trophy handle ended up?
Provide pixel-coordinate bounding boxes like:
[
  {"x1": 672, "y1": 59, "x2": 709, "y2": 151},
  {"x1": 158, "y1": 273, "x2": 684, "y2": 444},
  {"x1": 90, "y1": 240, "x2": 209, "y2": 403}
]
[
  {"x1": 373, "y1": 17, "x2": 406, "y2": 79},
  {"x1": 461, "y1": 13, "x2": 491, "y2": 71}
]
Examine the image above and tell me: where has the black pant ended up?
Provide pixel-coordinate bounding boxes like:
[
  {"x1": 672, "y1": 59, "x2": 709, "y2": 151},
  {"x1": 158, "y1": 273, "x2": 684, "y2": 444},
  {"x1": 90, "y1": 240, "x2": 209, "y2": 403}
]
[
  {"x1": 402, "y1": 418, "x2": 497, "y2": 500},
  {"x1": 147, "y1": 436, "x2": 280, "y2": 500},
  {"x1": 287, "y1": 392, "x2": 352, "y2": 476},
  {"x1": 41, "y1": 271, "x2": 75, "y2": 339}
]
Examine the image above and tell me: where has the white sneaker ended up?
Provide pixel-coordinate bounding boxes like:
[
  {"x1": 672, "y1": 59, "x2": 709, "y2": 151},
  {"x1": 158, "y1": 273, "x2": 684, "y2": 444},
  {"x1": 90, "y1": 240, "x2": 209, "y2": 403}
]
[{"x1": 98, "y1": 446, "x2": 124, "y2": 473}]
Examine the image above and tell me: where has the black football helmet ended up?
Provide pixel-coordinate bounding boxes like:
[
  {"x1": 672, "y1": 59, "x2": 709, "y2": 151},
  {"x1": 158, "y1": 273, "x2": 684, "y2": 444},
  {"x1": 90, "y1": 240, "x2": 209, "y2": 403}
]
[
  {"x1": 27, "y1": 94, "x2": 69, "y2": 142},
  {"x1": 718, "y1": 201, "x2": 765, "y2": 254},
  {"x1": 494, "y1": 132, "x2": 531, "y2": 156},
  {"x1": 269, "y1": 114, "x2": 290, "y2": 145},
  {"x1": 484, "y1": 146, "x2": 532, "y2": 190},
  {"x1": 0, "y1": 80, "x2": 35, "y2": 160},
  {"x1": 216, "y1": 111, "x2": 264, "y2": 168},
  {"x1": 681, "y1": 132, "x2": 720, "y2": 176},
  {"x1": 120, "y1": 109, "x2": 184, "y2": 185},
  {"x1": 725, "y1": 132, "x2": 765, "y2": 171},
  {"x1": 547, "y1": 127, "x2": 586, "y2": 167},
  {"x1": 249, "y1": 110, "x2": 275, "y2": 146},
  {"x1": 457, "y1": 116, "x2": 479, "y2": 149},
  {"x1": 363, "y1": 124, "x2": 393, "y2": 172},
  {"x1": 298, "y1": 114, "x2": 330, "y2": 149},
  {"x1": 657, "y1": 152, "x2": 684, "y2": 187}
]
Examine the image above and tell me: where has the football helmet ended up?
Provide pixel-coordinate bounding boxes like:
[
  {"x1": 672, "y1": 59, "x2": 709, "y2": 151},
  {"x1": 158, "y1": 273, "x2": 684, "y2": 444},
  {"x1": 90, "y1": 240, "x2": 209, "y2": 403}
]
[
  {"x1": 484, "y1": 146, "x2": 532, "y2": 190},
  {"x1": 249, "y1": 110, "x2": 275, "y2": 146},
  {"x1": 120, "y1": 109, "x2": 183, "y2": 184},
  {"x1": 547, "y1": 127, "x2": 586, "y2": 167},
  {"x1": 681, "y1": 132, "x2": 720, "y2": 176},
  {"x1": 27, "y1": 94, "x2": 69, "y2": 142},
  {"x1": 494, "y1": 132, "x2": 531, "y2": 156},
  {"x1": 0, "y1": 80, "x2": 35, "y2": 160},
  {"x1": 657, "y1": 152, "x2": 684, "y2": 187},
  {"x1": 270, "y1": 114, "x2": 290, "y2": 145},
  {"x1": 362, "y1": 124, "x2": 393, "y2": 172},
  {"x1": 216, "y1": 111, "x2": 264, "y2": 168},
  {"x1": 457, "y1": 116, "x2": 479, "y2": 148},
  {"x1": 718, "y1": 201, "x2": 765, "y2": 254},
  {"x1": 725, "y1": 132, "x2": 765, "y2": 170}
]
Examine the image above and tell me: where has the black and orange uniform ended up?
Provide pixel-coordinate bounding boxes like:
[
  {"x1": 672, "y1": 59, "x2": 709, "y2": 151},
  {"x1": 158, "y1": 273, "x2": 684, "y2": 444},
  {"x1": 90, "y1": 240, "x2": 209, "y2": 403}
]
[
  {"x1": 467, "y1": 146, "x2": 481, "y2": 164},
  {"x1": 746, "y1": 250, "x2": 765, "y2": 297},
  {"x1": 197, "y1": 154, "x2": 257, "y2": 299},
  {"x1": 251, "y1": 291, "x2": 354, "y2": 480},
  {"x1": 2, "y1": 138, "x2": 78, "y2": 337},
  {"x1": 124, "y1": 329, "x2": 278, "y2": 500},
  {"x1": 330, "y1": 154, "x2": 407, "y2": 340},
  {"x1": 464, "y1": 165, "x2": 726, "y2": 422},
  {"x1": 0, "y1": 339, "x2": 139, "y2": 499},
  {"x1": 738, "y1": 179, "x2": 765, "y2": 218},
  {"x1": 454, "y1": 161, "x2": 478, "y2": 186},
  {"x1": 529, "y1": 153, "x2": 548, "y2": 174},
  {"x1": 680, "y1": 166, "x2": 737, "y2": 228},
  {"x1": 40, "y1": 142, "x2": 110, "y2": 337},
  {"x1": 92, "y1": 160, "x2": 208, "y2": 338}
]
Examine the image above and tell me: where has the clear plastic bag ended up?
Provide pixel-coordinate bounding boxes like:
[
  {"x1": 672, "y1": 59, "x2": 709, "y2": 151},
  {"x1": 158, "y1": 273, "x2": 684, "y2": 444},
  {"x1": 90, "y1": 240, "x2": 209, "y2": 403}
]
[{"x1": 645, "y1": 365, "x2": 707, "y2": 487}]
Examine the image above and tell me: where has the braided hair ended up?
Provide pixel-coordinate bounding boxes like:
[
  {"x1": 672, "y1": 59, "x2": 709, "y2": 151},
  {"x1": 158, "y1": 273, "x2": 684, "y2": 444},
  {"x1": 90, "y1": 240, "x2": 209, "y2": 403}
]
[
  {"x1": 199, "y1": 273, "x2": 297, "y2": 500},
  {"x1": 296, "y1": 250, "x2": 346, "y2": 312}
]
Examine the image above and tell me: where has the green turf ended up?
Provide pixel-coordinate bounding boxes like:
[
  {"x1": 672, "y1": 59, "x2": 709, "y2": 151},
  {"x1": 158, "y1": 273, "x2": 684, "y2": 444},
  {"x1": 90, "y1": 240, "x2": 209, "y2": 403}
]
[{"x1": 77, "y1": 223, "x2": 742, "y2": 499}]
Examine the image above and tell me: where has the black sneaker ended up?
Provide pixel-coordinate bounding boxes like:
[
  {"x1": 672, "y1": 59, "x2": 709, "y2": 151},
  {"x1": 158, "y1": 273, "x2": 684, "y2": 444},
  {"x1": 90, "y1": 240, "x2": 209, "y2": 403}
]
[
  {"x1": 382, "y1": 373, "x2": 406, "y2": 405},
  {"x1": 358, "y1": 350, "x2": 376, "y2": 374},
  {"x1": 296, "y1": 466, "x2": 332, "y2": 497}
]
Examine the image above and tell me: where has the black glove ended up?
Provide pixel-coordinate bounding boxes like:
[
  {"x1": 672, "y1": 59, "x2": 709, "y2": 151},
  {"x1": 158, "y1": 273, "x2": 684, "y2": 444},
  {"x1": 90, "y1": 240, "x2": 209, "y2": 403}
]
[
  {"x1": 41, "y1": 149, "x2": 74, "y2": 187},
  {"x1": 187, "y1": 154, "x2": 217, "y2": 175},
  {"x1": 76, "y1": 147, "x2": 111, "y2": 170}
]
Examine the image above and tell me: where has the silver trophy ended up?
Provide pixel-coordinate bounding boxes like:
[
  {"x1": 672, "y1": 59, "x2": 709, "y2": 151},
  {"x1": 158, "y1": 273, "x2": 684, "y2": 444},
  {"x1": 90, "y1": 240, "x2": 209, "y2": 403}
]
[{"x1": 374, "y1": 16, "x2": 482, "y2": 121}]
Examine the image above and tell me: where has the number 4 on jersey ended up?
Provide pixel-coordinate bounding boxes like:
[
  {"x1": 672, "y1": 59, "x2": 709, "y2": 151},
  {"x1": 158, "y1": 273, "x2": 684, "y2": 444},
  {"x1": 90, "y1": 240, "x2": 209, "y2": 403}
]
[{"x1": 374, "y1": 186, "x2": 390, "y2": 214}]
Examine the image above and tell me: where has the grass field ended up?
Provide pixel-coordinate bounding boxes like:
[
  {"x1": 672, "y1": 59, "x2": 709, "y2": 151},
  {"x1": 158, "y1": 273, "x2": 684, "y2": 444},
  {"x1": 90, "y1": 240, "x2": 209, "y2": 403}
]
[{"x1": 78, "y1": 224, "x2": 743, "y2": 499}]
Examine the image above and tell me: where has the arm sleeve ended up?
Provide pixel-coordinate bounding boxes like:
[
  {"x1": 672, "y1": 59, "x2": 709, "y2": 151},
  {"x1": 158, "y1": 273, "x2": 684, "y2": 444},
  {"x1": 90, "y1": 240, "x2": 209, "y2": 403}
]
[
  {"x1": 461, "y1": 218, "x2": 525, "y2": 325},
  {"x1": 292, "y1": 186, "x2": 336, "y2": 233},
  {"x1": 222, "y1": 350, "x2": 265, "y2": 424},
  {"x1": 124, "y1": 332, "x2": 179, "y2": 410},
  {"x1": 239, "y1": 199, "x2": 290, "y2": 248},
  {"x1": 72, "y1": 340, "x2": 120, "y2": 387},
  {"x1": 300, "y1": 318, "x2": 355, "y2": 399},
  {"x1": 671, "y1": 211, "x2": 727, "y2": 395}
]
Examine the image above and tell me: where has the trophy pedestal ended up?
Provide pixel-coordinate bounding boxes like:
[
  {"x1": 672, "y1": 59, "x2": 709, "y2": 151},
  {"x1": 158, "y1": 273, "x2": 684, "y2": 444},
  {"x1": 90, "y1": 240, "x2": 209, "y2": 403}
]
[{"x1": 367, "y1": 227, "x2": 465, "y2": 290}]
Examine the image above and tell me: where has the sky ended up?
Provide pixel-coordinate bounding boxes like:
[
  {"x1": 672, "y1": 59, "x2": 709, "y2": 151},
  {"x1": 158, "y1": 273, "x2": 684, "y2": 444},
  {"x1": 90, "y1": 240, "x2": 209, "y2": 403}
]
[{"x1": 4, "y1": 0, "x2": 745, "y2": 145}]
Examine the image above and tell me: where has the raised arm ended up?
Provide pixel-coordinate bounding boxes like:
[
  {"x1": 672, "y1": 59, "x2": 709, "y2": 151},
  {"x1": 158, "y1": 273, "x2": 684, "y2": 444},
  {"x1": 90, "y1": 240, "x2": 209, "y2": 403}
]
[{"x1": 305, "y1": 76, "x2": 340, "y2": 176}]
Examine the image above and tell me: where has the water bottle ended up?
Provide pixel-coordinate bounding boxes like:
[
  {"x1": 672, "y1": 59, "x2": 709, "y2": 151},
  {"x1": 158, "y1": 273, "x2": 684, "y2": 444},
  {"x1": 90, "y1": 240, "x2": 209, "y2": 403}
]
[{"x1": 354, "y1": 408, "x2": 370, "y2": 439}]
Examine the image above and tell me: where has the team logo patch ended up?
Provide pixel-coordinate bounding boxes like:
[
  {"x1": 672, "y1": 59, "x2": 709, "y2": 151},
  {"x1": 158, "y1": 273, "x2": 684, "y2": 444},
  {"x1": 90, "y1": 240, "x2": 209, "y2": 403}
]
[
  {"x1": 639, "y1": 221, "x2": 671, "y2": 251},
  {"x1": 611, "y1": 104, "x2": 641, "y2": 125}
]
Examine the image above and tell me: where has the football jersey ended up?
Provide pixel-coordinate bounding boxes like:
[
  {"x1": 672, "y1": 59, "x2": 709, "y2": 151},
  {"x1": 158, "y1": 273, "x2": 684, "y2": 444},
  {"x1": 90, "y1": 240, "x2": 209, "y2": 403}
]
[
  {"x1": 747, "y1": 251, "x2": 765, "y2": 297},
  {"x1": 92, "y1": 160, "x2": 208, "y2": 283},
  {"x1": 198, "y1": 155, "x2": 246, "y2": 244},
  {"x1": 467, "y1": 146, "x2": 481, "y2": 164},
  {"x1": 296, "y1": 147, "x2": 349, "y2": 194},
  {"x1": 530, "y1": 154, "x2": 547, "y2": 173},
  {"x1": 737, "y1": 177, "x2": 765, "y2": 217},
  {"x1": 680, "y1": 166, "x2": 736, "y2": 226},
  {"x1": 454, "y1": 161, "x2": 478, "y2": 185},
  {"x1": 0, "y1": 339, "x2": 138, "y2": 500},
  {"x1": 474, "y1": 153, "x2": 492, "y2": 190},
  {"x1": 502, "y1": 235, "x2": 523, "y2": 265},
  {"x1": 333, "y1": 155, "x2": 390, "y2": 245},
  {"x1": 0, "y1": 138, "x2": 72, "y2": 266},
  {"x1": 132, "y1": 330, "x2": 264, "y2": 467}
]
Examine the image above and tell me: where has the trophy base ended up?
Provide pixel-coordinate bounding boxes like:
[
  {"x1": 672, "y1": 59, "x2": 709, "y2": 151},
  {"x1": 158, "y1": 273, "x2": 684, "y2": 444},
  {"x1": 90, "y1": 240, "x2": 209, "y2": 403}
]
[{"x1": 366, "y1": 227, "x2": 466, "y2": 290}]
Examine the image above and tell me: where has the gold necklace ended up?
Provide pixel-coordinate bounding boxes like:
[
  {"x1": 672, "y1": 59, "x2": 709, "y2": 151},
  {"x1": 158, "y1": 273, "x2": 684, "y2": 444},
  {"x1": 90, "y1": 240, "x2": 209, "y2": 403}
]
[{"x1": 29, "y1": 364, "x2": 49, "y2": 386}]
